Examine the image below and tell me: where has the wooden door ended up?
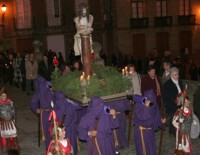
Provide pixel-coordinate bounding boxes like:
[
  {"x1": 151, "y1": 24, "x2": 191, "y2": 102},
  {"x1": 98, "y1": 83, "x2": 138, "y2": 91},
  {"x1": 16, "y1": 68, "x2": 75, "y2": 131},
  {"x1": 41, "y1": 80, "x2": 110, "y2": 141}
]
[
  {"x1": 156, "y1": 32, "x2": 169, "y2": 56},
  {"x1": 132, "y1": 34, "x2": 145, "y2": 58}
]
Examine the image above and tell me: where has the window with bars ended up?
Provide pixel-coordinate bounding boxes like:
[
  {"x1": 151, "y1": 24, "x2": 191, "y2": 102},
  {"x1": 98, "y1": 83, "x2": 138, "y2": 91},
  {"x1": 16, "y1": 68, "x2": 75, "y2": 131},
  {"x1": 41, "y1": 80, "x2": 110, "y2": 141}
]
[
  {"x1": 156, "y1": 0, "x2": 167, "y2": 17},
  {"x1": 15, "y1": 0, "x2": 32, "y2": 29},
  {"x1": 46, "y1": 0, "x2": 62, "y2": 26},
  {"x1": 179, "y1": 0, "x2": 190, "y2": 15},
  {"x1": 131, "y1": 1, "x2": 144, "y2": 18}
]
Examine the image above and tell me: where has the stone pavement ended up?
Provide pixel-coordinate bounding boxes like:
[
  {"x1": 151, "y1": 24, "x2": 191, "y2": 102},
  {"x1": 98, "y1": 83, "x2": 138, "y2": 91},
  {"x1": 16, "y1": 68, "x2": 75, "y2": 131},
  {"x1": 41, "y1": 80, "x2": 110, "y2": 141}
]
[{"x1": 1, "y1": 84, "x2": 200, "y2": 155}]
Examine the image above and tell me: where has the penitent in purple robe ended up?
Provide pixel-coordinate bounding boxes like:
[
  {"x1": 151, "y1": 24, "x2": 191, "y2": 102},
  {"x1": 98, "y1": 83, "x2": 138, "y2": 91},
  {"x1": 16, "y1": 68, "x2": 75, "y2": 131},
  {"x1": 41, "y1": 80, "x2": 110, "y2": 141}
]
[
  {"x1": 30, "y1": 76, "x2": 53, "y2": 148},
  {"x1": 77, "y1": 96, "x2": 119, "y2": 155},
  {"x1": 53, "y1": 91, "x2": 79, "y2": 155},
  {"x1": 107, "y1": 99, "x2": 130, "y2": 149},
  {"x1": 133, "y1": 89, "x2": 162, "y2": 155}
]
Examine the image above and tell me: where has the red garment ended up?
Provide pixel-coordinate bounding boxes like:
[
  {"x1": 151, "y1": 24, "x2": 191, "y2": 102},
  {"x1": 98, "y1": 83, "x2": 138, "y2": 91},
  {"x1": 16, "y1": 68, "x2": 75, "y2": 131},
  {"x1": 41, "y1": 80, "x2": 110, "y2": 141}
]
[
  {"x1": 0, "y1": 99, "x2": 12, "y2": 104},
  {"x1": 0, "y1": 98, "x2": 19, "y2": 150},
  {"x1": 46, "y1": 139, "x2": 72, "y2": 155}
]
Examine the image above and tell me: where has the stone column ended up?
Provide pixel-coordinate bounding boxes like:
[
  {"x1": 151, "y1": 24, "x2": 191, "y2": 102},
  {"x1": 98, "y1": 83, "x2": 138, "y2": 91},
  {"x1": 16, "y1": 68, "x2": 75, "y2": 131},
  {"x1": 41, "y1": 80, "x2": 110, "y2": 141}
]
[{"x1": 81, "y1": 34, "x2": 92, "y2": 76}]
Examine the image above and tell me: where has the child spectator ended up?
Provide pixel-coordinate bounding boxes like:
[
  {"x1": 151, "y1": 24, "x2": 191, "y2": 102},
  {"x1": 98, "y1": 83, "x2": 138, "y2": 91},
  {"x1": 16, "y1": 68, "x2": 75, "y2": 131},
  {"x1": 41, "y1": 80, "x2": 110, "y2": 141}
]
[{"x1": 0, "y1": 87, "x2": 19, "y2": 152}]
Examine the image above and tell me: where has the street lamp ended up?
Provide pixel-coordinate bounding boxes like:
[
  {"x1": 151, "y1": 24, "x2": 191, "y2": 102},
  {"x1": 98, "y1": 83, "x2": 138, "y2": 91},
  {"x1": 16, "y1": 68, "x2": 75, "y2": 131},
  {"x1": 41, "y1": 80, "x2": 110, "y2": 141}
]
[{"x1": 1, "y1": 4, "x2": 6, "y2": 20}]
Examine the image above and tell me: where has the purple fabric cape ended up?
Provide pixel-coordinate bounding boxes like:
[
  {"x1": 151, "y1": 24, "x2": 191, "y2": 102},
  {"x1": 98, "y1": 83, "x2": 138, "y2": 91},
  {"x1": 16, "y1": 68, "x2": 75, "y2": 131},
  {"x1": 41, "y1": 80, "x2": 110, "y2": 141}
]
[
  {"x1": 133, "y1": 89, "x2": 162, "y2": 155},
  {"x1": 30, "y1": 76, "x2": 53, "y2": 148},
  {"x1": 77, "y1": 96, "x2": 119, "y2": 155},
  {"x1": 107, "y1": 99, "x2": 130, "y2": 149},
  {"x1": 53, "y1": 91, "x2": 79, "y2": 155}
]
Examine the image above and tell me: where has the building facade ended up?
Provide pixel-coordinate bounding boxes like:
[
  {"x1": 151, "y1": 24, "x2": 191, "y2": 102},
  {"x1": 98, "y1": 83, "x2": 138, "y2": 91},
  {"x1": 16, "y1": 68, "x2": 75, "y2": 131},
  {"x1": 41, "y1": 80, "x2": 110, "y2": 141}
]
[{"x1": 0, "y1": 0, "x2": 200, "y2": 61}]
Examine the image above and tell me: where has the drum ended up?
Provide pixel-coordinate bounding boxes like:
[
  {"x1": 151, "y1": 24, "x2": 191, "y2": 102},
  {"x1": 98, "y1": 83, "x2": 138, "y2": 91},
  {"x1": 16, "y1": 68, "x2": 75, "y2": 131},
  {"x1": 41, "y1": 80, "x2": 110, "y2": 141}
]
[{"x1": 190, "y1": 113, "x2": 200, "y2": 139}]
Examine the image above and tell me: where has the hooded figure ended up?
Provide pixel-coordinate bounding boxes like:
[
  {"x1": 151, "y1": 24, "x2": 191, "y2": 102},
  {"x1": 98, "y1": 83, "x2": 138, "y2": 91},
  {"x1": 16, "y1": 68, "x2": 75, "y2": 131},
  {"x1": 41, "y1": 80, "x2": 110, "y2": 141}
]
[
  {"x1": 77, "y1": 96, "x2": 119, "y2": 155},
  {"x1": 53, "y1": 91, "x2": 79, "y2": 155},
  {"x1": 107, "y1": 99, "x2": 130, "y2": 149},
  {"x1": 133, "y1": 89, "x2": 162, "y2": 155},
  {"x1": 30, "y1": 76, "x2": 54, "y2": 148}
]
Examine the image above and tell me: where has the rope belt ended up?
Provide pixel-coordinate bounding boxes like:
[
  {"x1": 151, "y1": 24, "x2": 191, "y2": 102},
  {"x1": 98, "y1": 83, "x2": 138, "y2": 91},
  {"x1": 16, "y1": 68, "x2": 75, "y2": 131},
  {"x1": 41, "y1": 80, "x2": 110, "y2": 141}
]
[
  {"x1": 40, "y1": 109, "x2": 51, "y2": 141},
  {"x1": 94, "y1": 137, "x2": 102, "y2": 155},
  {"x1": 113, "y1": 129, "x2": 119, "y2": 148},
  {"x1": 139, "y1": 126, "x2": 151, "y2": 155}
]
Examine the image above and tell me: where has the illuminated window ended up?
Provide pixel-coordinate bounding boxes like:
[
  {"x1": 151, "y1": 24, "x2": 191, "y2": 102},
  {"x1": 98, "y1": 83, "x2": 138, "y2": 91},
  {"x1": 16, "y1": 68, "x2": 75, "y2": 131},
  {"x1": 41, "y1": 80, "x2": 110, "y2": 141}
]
[
  {"x1": 46, "y1": 0, "x2": 62, "y2": 26},
  {"x1": 156, "y1": 0, "x2": 167, "y2": 17},
  {"x1": 16, "y1": 0, "x2": 32, "y2": 29},
  {"x1": 180, "y1": 0, "x2": 190, "y2": 15},
  {"x1": 132, "y1": 1, "x2": 144, "y2": 18}
]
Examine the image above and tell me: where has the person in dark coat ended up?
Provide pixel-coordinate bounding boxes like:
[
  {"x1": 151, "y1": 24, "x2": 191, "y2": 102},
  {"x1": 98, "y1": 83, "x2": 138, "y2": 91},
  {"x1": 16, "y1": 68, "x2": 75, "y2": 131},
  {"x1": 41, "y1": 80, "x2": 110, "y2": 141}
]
[
  {"x1": 162, "y1": 67, "x2": 184, "y2": 136},
  {"x1": 30, "y1": 76, "x2": 54, "y2": 148},
  {"x1": 141, "y1": 65, "x2": 162, "y2": 106},
  {"x1": 77, "y1": 96, "x2": 119, "y2": 155},
  {"x1": 53, "y1": 91, "x2": 79, "y2": 155},
  {"x1": 133, "y1": 89, "x2": 165, "y2": 155},
  {"x1": 38, "y1": 54, "x2": 52, "y2": 81}
]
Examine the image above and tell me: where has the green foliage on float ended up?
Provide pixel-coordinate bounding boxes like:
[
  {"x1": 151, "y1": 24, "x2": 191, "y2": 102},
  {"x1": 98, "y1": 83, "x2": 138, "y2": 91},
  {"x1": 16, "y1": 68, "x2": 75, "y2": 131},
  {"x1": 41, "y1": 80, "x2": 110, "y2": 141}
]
[{"x1": 51, "y1": 65, "x2": 131, "y2": 100}]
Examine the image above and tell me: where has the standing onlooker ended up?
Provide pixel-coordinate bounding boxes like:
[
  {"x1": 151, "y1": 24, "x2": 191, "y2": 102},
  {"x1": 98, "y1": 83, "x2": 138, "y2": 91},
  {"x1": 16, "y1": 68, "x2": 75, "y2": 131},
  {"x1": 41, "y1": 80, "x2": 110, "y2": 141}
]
[
  {"x1": 38, "y1": 53, "x2": 52, "y2": 81},
  {"x1": 189, "y1": 60, "x2": 198, "y2": 81},
  {"x1": 25, "y1": 52, "x2": 38, "y2": 95},
  {"x1": 128, "y1": 64, "x2": 141, "y2": 95},
  {"x1": 161, "y1": 61, "x2": 172, "y2": 85},
  {"x1": 0, "y1": 87, "x2": 19, "y2": 151},
  {"x1": 4, "y1": 53, "x2": 14, "y2": 86},
  {"x1": 162, "y1": 67, "x2": 183, "y2": 136},
  {"x1": 141, "y1": 65, "x2": 162, "y2": 106},
  {"x1": 13, "y1": 52, "x2": 23, "y2": 88},
  {"x1": 20, "y1": 51, "x2": 29, "y2": 91}
]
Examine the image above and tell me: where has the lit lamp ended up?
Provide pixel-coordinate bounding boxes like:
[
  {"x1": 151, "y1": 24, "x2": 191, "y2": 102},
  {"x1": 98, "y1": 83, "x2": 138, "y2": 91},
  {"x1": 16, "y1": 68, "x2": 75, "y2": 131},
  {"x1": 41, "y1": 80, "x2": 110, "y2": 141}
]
[
  {"x1": 1, "y1": 4, "x2": 6, "y2": 22},
  {"x1": 1, "y1": 4, "x2": 6, "y2": 13}
]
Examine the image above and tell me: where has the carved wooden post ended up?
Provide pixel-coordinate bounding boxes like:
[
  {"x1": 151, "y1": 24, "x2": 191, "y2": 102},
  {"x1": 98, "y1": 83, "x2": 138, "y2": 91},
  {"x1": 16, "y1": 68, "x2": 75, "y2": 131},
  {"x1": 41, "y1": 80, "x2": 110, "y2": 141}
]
[{"x1": 81, "y1": 34, "x2": 92, "y2": 76}]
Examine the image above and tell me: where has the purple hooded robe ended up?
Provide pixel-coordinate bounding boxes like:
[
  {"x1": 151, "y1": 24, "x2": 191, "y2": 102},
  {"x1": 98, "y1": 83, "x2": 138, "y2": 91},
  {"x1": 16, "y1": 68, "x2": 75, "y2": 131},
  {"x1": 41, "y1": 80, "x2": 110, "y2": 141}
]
[
  {"x1": 30, "y1": 76, "x2": 53, "y2": 148},
  {"x1": 53, "y1": 91, "x2": 79, "y2": 155},
  {"x1": 77, "y1": 96, "x2": 119, "y2": 155},
  {"x1": 133, "y1": 89, "x2": 162, "y2": 155},
  {"x1": 107, "y1": 99, "x2": 130, "y2": 149}
]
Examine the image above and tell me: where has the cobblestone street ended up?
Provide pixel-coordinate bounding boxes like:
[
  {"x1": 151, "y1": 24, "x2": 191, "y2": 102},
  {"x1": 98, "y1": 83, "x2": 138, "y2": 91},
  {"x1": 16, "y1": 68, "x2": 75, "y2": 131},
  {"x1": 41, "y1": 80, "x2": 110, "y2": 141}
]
[{"x1": 1, "y1": 84, "x2": 200, "y2": 155}]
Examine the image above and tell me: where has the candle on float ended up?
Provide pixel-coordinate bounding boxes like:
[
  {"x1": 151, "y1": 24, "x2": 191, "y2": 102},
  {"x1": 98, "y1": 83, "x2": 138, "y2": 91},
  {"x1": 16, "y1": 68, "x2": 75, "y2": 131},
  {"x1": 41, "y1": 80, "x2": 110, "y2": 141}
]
[
  {"x1": 122, "y1": 69, "x2": 125, "y2": 75},
  {"x1": 87, "y1": 75, "x2": 90, "y2": 81},
  {"x1": 80, "y1": 75, "x2": 84, "y2": 81},
  {"x1": 82, "y1": 72, "x2": 85, "y2": 77}
]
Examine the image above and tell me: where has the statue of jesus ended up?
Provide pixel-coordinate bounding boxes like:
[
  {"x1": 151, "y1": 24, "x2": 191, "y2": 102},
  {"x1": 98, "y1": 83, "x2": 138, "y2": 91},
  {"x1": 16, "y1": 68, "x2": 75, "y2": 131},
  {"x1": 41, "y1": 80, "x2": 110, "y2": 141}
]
[{"x1": 73, "y1": 3, "x2": 94, "y2": 56}]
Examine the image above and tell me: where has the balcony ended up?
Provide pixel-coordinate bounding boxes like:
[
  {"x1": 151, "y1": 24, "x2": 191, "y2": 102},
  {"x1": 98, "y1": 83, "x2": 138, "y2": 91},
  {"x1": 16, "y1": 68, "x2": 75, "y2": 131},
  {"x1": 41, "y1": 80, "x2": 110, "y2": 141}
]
[
  {"x1": 130, "y1": 18, "x2": 148, "y2": 29},
  {"x1": 154, "y1": 16, "x2": 172, "y2": 27},
  {"x1": 178, "y1": 15, "x2": 195, "y2": 25}
]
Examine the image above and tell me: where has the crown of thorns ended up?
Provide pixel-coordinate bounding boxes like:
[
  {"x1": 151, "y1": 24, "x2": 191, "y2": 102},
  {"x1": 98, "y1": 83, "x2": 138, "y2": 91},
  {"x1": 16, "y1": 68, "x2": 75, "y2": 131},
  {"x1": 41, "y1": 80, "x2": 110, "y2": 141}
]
[{"x1": 78, "y1": 3, "x2": 89, "y2": 10}]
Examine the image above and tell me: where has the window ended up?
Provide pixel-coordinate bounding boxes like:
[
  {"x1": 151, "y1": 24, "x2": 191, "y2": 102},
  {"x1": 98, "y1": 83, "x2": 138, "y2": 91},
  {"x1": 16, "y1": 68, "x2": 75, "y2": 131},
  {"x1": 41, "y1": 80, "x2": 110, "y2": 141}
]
[
  {"x1": 16, "y1": 0, "x2": 32, "y2": 29},
  {"x1": 132, "y1": 1, "x2": 144, "y2": 18},
  {"x1": 46, "y1": 0, "x2": 62, "y2": 26},
  {"x1": 180, "y1": 0, "x2": 190, "y2": 15},
  {"x1": 156, "y1": 0, "x2": 167, "y2": 17}
]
